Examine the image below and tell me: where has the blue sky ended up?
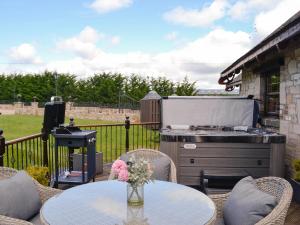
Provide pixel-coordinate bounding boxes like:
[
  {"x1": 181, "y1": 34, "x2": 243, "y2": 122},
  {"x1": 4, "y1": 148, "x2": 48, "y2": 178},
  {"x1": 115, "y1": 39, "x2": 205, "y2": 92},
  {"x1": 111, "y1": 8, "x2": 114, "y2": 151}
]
[{"x1": 0, "y1": 0, "x2": 299, "y2": 88}]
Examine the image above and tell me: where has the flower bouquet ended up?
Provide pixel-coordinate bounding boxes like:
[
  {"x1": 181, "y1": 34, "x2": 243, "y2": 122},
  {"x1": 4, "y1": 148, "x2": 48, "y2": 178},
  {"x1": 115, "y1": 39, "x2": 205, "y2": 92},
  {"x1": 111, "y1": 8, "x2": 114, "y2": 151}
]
[{"x1": 111, "y1": 157, "x2": 152, "y2": 206}]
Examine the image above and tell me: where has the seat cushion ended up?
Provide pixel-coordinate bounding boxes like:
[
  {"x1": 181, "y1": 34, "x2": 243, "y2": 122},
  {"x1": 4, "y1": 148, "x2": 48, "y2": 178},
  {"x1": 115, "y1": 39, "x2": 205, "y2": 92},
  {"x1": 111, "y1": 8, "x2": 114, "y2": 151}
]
[
  {"x1": 151, "y1": 156, "x2": 170, "y2": 181},
  {"x1": 29, "y1": 213, "x2": 43, "y2": 225},
  {"x1": 120, "y1": 153, "x2": 171, "y2": 181},
  {"x1": 223, "y1": 176, "x2": 277, "y2": 225},
  {"x1": 0, "y1": 171, "x2": 42, "y2": 220}
]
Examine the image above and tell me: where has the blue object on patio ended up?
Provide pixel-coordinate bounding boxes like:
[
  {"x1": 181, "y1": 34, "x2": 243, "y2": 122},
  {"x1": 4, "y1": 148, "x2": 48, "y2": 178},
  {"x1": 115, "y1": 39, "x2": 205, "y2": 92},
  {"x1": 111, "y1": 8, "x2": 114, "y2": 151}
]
[
  {"x1": 52, "y1": 127, "x2": 97, "y2": 187},
  {"x1": 252, "y1": 100, "x2": 260, "y2": 127},
  {"x1": 288, "y1": 178, "x2": 300, "y2": 203}
]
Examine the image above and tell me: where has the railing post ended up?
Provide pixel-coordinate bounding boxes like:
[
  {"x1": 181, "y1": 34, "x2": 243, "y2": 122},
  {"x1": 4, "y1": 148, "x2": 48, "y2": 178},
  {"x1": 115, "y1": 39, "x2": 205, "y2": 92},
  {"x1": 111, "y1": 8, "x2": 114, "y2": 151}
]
[
  {"x1": 118, "y1": 91, "x2": 121, "y2": 113},
  {"x1": 68, "y1": 118, "x2": 75, "y2": 171},
  {"x1": 41, "y1": 127, "x2": 49, "y2": 167},
  {"x1": 0, "y1": 129, "x2": 5, "y2": 167},
  {"x1": 125, "y1": 116, "x2": 130, "y2": 152}
]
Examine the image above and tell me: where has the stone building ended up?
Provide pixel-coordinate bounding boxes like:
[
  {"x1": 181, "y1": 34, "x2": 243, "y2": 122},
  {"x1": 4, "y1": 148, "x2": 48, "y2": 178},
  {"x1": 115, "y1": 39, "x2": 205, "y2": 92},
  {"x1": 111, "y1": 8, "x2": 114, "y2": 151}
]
[{"x1": 218, "y1": 11, "x2": 300, "y2": 175}]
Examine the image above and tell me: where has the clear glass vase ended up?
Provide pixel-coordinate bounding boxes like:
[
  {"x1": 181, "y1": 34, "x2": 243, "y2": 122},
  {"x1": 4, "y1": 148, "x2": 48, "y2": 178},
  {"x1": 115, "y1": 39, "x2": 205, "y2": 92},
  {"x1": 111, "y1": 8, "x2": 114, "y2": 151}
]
[{"x1": 127, "y1": 183, "x2": 144, "y2": 206}]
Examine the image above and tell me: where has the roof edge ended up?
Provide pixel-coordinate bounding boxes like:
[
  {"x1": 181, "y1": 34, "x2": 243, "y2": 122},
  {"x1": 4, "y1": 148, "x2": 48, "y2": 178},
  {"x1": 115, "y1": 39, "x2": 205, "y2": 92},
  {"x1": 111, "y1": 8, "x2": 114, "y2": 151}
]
[{"x1": 219, "y1": 10, "x2": 300, "y2": 85}]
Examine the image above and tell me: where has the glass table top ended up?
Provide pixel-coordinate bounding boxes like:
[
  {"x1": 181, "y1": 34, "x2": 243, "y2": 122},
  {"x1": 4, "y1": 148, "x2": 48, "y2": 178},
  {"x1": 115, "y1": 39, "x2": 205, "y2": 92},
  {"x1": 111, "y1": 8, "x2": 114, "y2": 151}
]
[{"x1": 41, "y1": 180, "x2": 216, "y2": 225}]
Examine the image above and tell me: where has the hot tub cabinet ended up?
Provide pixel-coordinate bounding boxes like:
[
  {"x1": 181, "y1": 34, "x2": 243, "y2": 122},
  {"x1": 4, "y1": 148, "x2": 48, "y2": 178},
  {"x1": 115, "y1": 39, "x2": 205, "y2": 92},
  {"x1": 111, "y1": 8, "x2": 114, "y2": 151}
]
[
  {"x1": 160, "y1": 134, "x2": 285, "y2": 186},
  {"x1": 159, "y1": 96, "x2": 286, "y2": 186}
]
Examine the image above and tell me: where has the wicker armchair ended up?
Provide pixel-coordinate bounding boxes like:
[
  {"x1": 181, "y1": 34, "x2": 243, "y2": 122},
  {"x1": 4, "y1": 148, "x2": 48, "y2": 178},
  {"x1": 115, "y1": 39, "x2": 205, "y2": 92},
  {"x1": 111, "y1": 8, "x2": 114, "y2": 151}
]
[
  {"x1": 0, "y1": 167, "x2": 62, "y2": 225},
  {"x1": 108, "y1": 148, "x2": 177, "y2": 183},
  {"x1": 209, "y1": 176, "x2": 293, "y2": 225}
]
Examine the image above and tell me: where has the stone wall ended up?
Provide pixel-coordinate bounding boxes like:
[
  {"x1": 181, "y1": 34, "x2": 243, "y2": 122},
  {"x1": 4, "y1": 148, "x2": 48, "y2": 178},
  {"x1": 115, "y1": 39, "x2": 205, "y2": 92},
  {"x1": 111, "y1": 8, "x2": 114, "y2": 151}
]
[
  {"x1": 240, "y1": 70, "x2": 262, "y2": 99},
  {"x1": 0, "y1": 102, "x2": 140, "y2": 122},
  {"x1": 279, "y1": 45, "x2": 300, "y2": 175},
  {"x1": 238, "y1": 43, "x2": 300, "y2": 176},
  {"x1": 239, "y1": 70, "x2": 266, "y2": 115}
]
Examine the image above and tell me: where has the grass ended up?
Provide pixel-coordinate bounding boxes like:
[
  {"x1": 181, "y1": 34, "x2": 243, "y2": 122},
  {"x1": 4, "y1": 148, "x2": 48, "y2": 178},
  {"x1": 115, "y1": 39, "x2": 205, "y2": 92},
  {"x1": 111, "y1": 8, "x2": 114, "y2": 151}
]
[{"x1": 0, "y1": 115, "x2": 116, "y2": 140}]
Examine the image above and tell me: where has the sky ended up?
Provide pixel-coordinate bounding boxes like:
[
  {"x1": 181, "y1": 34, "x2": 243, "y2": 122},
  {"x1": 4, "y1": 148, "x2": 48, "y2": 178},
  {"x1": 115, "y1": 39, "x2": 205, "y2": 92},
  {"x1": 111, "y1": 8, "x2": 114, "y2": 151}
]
[{"x1": 0, "y1": 0, "x2": 300, "y2": 89}]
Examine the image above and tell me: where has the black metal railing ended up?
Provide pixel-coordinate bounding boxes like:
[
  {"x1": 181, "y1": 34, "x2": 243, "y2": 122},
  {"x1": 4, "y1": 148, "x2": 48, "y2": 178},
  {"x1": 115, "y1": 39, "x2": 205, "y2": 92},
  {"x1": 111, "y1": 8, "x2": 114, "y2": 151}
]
[
  {"x1": 78, "y1": 119, "x2": 160, "y2": 163},
  {"x1": 1, "y1": 133, "x2": 45, "y2": 169},
  {"x1": 0, "y1": 118, "x2": 160, "y2": 174},
  {"x1": 46, "y1": 135, "x2": 70, "y2": 177}
]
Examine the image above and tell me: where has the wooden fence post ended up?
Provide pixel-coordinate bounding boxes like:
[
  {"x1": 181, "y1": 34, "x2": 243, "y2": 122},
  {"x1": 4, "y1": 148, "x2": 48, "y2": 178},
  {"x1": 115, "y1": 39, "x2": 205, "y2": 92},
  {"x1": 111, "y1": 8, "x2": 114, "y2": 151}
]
[
  {"x1": 125, "y1": 116, "x2": 130, "y2": 152},
  {"x1": 0, "y1": 129, "x2": 5, "y2": 167}
]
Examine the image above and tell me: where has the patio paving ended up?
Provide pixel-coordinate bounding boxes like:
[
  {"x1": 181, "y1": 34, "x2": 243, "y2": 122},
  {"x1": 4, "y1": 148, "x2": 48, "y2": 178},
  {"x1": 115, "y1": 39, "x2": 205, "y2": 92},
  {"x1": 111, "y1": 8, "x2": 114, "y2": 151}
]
[
  {"x1": 95, "y1": 164, "x2": 300, "y2": 225},
  {"x1": 95, "y1": 163, "x2": 111, "y2": 181}
]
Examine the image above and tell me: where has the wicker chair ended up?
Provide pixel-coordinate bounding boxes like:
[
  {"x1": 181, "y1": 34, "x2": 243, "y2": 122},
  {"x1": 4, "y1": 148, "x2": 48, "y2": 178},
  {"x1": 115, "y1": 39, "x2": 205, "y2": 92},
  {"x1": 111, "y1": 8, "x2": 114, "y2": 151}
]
[
  {"x1": 108, "y1": 148, "x2": 177, "y2": 183},
  {"x1": 0, "y1": 167, "x2": 62, "y2": 225},
  {"x1": 209, "y1": 176, "x2": 293, "y2": 225}
]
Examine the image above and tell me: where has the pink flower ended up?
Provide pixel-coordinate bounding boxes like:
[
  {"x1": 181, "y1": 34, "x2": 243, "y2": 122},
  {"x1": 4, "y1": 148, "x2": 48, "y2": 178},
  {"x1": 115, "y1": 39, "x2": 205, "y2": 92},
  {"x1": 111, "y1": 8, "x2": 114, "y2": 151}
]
[
  {"x1": 112, "y1": 159, "x2": 127, "y2": 176},
  {"x1": 118, "y1": 169, "x2": 129, "y2": 182}
]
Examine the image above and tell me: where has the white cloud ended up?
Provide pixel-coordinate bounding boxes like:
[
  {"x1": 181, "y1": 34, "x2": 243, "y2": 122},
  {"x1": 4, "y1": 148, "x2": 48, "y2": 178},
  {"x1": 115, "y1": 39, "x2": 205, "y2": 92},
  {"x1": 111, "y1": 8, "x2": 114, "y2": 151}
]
[
  {"x1": 8, "y1": 43, "x2": 42, "y2": 64},
  {"x1": 164, "y1": 32, "x2": 178, "y2": 41},
  {"x1": 56, "y1": 26, "x2": 104, "y2": 59},
  {"x1": 162, "y1": 28, "x2": 251, "y2": 65},
  {"x1": 163, "y1": 0, "x2": 228, "y2": 27},
  {"x1": 229, "y1": 0, "x2": 281, "y2": 20},
  {"x1": 6, "y1": 1, "x2": 298, "y2": 90},
  {"x1": 254, "y1": 0, "x2": 300, "y2": 39},
  {"x1": 2, "y1": 28, "x2": 251, "y2": 89},
  {"x1": 110, "y1": 36, "x2": 121, "y2": 45},
  {"x1": 89, "y1": 0, "x2": 133, "y2": 14},
  {"x1": 45, "y1": 28, "x2": 251, "y2": 89},
  {"x1": 78, "y1": 26, "x2": 104, "y2": 43}
]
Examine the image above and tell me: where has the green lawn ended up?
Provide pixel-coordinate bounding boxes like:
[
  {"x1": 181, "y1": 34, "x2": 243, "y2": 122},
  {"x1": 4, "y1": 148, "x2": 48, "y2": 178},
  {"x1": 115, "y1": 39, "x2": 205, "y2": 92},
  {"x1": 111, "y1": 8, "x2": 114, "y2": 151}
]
[{"x1": 0, "y1": 115, "x2": 116, "y2": 140}]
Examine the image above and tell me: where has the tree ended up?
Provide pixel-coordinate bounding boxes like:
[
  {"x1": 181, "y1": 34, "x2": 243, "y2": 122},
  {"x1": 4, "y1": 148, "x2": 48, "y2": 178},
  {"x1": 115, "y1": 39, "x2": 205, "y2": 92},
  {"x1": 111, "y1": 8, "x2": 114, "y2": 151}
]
[
  {"x1": 124, "y1": 74, "x2": 150, "y2": 100},
  {"x1": 150, "y1": 77, "x2": 174, "y2": 97},
  {"x1": 90, "y1": 73, "x2": 125, "y2": 104},
  {"x1": 175, "y1": 76, "x2": 197, "y2": 96},
  {"x1": 0, "y1": 72, "x2": 198, "y2": 103},
  {"x1": 56, "y1": 74, "x2": 77, "y2": 101}
]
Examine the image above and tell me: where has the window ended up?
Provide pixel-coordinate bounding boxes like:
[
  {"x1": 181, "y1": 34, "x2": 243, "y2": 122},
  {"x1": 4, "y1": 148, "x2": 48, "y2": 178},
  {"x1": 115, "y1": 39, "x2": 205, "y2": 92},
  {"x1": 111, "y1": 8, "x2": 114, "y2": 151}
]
[{"x1": 264, "y1": 70, "x2": 280, "y2": 117}]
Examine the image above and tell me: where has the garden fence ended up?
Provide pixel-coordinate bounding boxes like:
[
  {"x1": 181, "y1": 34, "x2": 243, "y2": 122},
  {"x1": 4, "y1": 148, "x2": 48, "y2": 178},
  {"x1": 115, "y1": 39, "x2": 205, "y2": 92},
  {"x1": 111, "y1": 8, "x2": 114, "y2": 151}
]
[{"x1": 0, "y1": 118, "x2": 160, "y2": 176}]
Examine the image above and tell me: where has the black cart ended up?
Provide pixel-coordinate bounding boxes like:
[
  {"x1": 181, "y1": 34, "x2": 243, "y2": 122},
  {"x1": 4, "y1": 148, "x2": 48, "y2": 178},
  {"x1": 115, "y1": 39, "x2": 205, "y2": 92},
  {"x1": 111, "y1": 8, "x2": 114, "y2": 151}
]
[{"x1": 52, "y1": 127, "x2": 96, "y2": 188}]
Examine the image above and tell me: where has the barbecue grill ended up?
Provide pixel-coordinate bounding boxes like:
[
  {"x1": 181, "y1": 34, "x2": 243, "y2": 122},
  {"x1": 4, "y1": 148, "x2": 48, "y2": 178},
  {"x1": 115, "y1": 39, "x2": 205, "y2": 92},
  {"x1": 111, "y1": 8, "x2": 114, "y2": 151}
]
[{"x1": 43, "y1": 97, "x2": 96, "y2": 187}]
